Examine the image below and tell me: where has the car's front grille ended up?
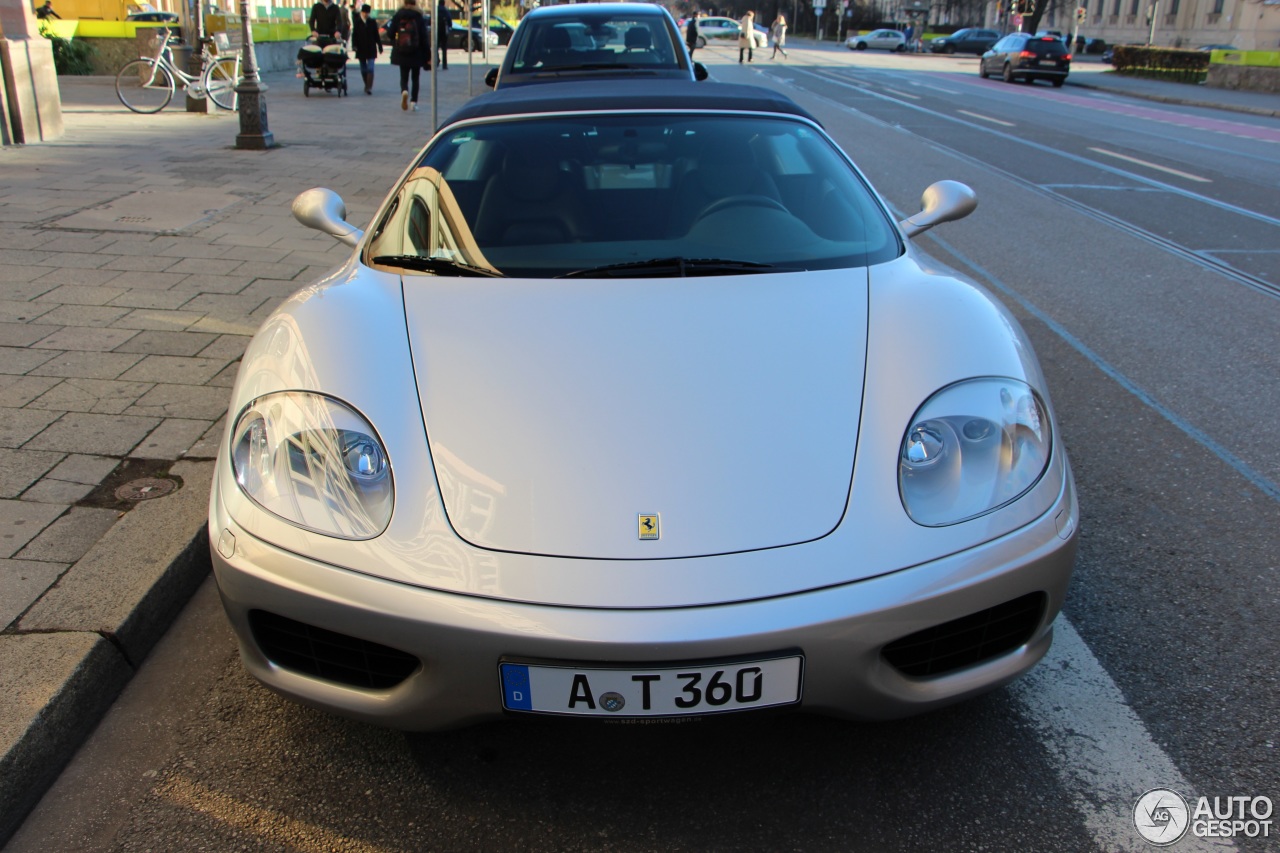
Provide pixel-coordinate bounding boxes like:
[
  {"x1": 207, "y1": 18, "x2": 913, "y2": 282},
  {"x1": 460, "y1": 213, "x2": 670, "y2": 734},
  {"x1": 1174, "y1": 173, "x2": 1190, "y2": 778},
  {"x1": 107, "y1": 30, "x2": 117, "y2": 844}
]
[
  {"x1": 881, "y1": 593, "x2": 1046, "y2": 678},
  {"x1": 249, "y1": 610, "x2": 419, "y2": 690}
]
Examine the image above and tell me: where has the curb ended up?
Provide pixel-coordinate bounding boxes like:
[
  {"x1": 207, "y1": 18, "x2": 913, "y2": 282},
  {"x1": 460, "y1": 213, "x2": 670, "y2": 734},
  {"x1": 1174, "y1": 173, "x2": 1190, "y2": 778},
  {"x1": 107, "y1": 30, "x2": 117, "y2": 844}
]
[
  {"x1": 1065, "y1": 76, "x2": 1280, "y2": 118},
  {"x1": 0, "y1": 461, "x2": 214, "y2": 846}
]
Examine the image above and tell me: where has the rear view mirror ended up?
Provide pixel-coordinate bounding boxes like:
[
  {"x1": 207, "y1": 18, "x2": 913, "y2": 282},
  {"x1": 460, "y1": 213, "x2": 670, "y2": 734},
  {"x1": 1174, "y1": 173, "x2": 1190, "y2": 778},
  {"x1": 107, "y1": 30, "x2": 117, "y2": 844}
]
[
  {"x1": 292, "y1": 188, "x2": 363, "y2": 247},
  {"x1": 693, "y1": 61, "x2": 708, "y2": 81},
  {"x1": 485, "y1": 67, "x2": 498, "y2": 88},
  {"x1": 898, "y1": 181, "x2": 977, "y2": 238}
]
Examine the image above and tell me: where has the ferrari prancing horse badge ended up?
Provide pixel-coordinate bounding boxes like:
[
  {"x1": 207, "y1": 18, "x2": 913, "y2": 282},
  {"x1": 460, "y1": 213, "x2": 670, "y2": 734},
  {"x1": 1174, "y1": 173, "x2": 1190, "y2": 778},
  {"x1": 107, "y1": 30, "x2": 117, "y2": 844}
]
[{"x1": 638, "y1": 513, "x2": 660, "y2": 540}]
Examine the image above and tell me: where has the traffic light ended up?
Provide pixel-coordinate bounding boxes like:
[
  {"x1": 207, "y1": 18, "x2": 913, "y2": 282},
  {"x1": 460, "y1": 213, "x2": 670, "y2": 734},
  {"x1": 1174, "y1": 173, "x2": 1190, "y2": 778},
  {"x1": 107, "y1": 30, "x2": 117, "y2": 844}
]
[{"x1": 1076, "y1": 5, "x2": 1087, "y2": 22}]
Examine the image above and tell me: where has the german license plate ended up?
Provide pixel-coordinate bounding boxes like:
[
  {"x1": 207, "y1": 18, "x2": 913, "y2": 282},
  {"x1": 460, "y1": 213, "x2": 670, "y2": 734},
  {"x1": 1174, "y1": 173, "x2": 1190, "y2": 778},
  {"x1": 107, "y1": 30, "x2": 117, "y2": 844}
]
[{"x1": 500, "y1": 656, "x2": 803, "y2": 718}]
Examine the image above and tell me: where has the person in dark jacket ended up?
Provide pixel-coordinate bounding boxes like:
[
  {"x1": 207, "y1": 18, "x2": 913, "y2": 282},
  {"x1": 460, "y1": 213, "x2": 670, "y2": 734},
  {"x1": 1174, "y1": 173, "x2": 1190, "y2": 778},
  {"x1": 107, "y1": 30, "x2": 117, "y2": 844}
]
[
  {"x1": 387, "y1": 0, "x2": 429, "y2": 111},
  {"x1": 435, "y1": 0, "x2": 452, "y2": 69},
  {"x1": 685, "y1": 10, "x2": 700, "y2": 55},
  {"x1": 309, "y1": 0, "x2": 342, "y2": 38},
  {"x1": 36, "y1": 1, "x2": 61, "y2": 20},
  {"x1": 351, "y1": 3, "x2": 382, "y2": 94}
]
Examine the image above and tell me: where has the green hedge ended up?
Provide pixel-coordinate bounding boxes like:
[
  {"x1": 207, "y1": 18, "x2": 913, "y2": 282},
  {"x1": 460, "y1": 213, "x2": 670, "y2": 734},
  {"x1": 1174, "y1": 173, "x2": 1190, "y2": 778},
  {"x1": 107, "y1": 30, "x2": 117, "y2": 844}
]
[
  {"x1": 1110, "y1": 45, "x2": 1209, "y2": 83},
  {"x1": 39, "y1": 22, "x2": 97, "y2": 75}
]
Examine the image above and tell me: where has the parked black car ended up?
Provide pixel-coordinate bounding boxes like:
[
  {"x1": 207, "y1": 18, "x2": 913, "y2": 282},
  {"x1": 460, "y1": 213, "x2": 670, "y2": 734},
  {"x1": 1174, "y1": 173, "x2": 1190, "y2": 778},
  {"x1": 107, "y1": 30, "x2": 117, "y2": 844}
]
[
  {"x1": 929, "y1": 27, "x2": 999, "y2": 55},
  {"x1": 379, "y1": 13, "x2": 491, "y2": 50},
  {"x1": 474, "y1": 14, "x2": 516, "y2": 45},
  {"x1": 980, "y1": 33, "x2": 1070, "y2": 87}
]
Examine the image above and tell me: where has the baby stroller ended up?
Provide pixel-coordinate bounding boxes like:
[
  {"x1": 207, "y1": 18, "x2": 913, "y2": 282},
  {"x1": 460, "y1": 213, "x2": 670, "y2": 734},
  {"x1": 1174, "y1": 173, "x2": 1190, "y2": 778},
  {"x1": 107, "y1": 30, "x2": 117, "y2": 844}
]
[{"x1": 297, "y1": 34, "x2": 348, "y2": 96}]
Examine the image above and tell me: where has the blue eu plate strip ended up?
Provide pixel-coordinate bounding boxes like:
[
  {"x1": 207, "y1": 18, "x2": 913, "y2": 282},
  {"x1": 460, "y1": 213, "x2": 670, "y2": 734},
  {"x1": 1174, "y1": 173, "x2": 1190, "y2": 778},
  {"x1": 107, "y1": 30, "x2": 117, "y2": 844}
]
[{"x1": 501, "y1": 664, "x2": 532, "y2": 710}]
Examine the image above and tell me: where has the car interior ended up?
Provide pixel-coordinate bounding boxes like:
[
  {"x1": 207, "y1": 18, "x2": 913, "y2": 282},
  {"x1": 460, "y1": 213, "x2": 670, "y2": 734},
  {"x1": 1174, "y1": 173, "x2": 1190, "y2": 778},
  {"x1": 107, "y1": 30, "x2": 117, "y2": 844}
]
[
  {"x1": 368, "y1": 116, "x2": 900, "y2": 277},
  {"x1": 510, "y1": 18, "x2": 682, "y2": 72}
]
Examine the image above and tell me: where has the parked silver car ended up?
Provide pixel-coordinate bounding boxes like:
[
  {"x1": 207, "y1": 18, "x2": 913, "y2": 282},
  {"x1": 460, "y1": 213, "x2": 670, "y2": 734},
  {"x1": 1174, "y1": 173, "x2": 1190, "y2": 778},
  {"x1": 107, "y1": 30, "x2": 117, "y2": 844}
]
[
  {"x1": 847, "y1": 28, "x2": 907, "y2": 51},
  {"x1": 690, "y1": 15, "x2": 767, "y2": 49},
  {"x1": 211, "y1": 79, "x2": 1078, "y2": 731}
]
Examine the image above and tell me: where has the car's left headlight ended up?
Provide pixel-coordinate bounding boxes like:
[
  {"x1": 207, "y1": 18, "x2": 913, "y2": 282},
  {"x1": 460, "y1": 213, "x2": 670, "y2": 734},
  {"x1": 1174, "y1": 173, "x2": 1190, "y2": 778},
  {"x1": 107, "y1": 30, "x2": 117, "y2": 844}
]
[
  {"x1": 898, "y1": 378, "x2": 1051, "y2": 527},
  {"x1": 230, "y1": 392, "x2": 393, "y2": 539}
]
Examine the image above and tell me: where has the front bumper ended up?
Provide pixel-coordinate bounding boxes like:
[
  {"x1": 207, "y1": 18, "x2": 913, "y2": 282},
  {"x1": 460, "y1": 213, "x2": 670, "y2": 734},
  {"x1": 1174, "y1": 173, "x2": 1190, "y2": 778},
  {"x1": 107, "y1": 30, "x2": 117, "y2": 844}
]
[{"x1": 210, "y1": 475, "x2": 1077, "y2": 731}]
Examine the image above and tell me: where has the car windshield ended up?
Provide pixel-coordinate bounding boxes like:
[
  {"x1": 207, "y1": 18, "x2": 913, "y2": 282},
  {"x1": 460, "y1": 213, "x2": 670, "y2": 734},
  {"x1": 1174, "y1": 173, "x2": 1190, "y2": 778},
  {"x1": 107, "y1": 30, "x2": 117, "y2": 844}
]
[
  {"x1": 365, "y1": 114, "x2": 900, "y2": 278},
  {"x1": 508, "y1": 14, "x2": 682, "y2": 75}
]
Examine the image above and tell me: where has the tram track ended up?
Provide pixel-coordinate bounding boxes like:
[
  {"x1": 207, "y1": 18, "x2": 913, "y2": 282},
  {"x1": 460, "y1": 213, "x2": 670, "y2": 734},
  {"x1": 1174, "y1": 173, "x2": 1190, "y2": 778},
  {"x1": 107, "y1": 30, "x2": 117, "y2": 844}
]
[{"x1": 777, "y1": 65, "x2": 1280, "y2": 301}]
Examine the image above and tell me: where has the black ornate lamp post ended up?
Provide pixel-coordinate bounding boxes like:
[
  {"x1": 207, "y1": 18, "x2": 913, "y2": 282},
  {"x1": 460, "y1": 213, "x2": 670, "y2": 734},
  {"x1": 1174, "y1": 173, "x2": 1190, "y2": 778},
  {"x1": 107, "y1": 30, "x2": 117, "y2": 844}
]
[{"x1": 235, "y1": 0, "x2": 275, "y2": 150}]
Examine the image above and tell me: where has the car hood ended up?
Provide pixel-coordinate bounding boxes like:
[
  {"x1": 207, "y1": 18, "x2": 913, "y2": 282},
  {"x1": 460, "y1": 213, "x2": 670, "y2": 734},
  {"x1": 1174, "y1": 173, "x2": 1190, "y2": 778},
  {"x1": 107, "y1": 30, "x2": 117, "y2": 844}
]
[{"x1": 402, "y1": 272, "x2": 868, "y2": 560}]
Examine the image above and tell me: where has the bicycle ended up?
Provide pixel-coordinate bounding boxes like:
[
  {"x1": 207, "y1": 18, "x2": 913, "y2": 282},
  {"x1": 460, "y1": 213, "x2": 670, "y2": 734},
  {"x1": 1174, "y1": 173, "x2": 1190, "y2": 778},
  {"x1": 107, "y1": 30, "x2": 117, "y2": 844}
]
[{"x1": 115, "y1": 27, "x2": 242, "y2": 114}]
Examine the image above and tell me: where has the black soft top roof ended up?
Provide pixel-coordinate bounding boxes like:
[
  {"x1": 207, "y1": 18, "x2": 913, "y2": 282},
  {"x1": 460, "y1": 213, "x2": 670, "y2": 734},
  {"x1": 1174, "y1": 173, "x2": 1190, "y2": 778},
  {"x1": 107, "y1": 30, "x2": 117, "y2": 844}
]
[{"x1": 439, "y1": 80, "x2": 823, "y2": 130}]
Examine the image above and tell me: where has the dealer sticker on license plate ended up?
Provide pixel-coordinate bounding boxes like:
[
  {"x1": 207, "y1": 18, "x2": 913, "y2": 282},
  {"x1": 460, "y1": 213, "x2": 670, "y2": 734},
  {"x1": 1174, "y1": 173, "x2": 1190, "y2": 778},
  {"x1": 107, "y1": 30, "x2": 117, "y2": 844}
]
[{"x1": 500, "y1": 656, "x2": 803, "y2": 718}]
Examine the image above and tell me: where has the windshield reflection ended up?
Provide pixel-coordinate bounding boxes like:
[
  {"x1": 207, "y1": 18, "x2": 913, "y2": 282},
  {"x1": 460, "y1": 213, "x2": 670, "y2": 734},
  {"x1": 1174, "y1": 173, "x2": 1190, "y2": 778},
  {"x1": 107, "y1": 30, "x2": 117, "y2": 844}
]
[{"x1": 367, "y1": 115, "x2": 899, "y2": 279}]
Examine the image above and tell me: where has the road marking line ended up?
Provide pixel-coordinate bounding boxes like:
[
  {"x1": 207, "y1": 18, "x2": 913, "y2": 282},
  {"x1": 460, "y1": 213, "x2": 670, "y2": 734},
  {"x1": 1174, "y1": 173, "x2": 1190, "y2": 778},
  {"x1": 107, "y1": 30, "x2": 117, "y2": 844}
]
[
  {"x1": 1011, "y1": 619, "x2": 1237, "y2": 853},
  {"x1": 881, "y1": 87, "x2": 920, "y2": 100},
  {"x1": 957, "y1": 109, "x2": 1015, "y2": 127},
  {"x1": 914, "y1": 83, "x2": 962, "y2": 95},
  {"x1": 1088, "y1": 147, "x2": 1212, "y2": 182}
]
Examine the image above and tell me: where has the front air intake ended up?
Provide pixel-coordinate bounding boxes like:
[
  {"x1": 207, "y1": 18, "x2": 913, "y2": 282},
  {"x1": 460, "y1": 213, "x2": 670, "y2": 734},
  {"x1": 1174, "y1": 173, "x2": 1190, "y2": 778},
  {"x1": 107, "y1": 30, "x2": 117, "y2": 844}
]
[
  {"x1": 249, "y1": 610, "x2": 419, "y2": 689},
  {"x1": 882, "y1": 592, "x2": 1046, "y2": 678}
]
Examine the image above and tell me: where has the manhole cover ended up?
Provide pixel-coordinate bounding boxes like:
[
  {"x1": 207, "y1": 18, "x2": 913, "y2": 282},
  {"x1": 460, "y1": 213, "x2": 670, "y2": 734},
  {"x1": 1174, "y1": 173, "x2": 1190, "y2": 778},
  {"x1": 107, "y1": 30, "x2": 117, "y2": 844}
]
[{"x1": 115, "y1": 478, "x2": 179, "y2": 502}]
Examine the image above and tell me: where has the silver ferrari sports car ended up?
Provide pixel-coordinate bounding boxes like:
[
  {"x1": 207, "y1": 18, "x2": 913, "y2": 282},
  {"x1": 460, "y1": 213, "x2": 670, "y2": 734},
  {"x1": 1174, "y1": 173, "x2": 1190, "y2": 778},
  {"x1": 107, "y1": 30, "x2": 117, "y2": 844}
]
[{"x1": 210, "y1": 81, "x2": 1078, "y2": 730}]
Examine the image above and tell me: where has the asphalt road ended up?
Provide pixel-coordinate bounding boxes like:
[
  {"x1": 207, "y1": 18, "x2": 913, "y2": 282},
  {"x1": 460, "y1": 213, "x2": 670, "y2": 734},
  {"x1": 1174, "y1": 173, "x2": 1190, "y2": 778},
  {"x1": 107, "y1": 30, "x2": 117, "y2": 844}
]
[{"x1": 7, "y1": 48, "x2": 1278, "y2": 852}]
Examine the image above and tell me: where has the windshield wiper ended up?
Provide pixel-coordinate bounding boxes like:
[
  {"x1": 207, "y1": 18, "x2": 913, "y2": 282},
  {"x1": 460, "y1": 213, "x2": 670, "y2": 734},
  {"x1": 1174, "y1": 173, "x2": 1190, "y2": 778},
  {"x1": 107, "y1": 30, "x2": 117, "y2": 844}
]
[
  {"x1": 535, "y1": 64, "x2": 650, "y2": 72},
  {"x1": 370, "y1": 255, "x2": 505, "y2": 278},
  {"x1": 558, "y1": 257, "x2": 777, "y2": 279}
]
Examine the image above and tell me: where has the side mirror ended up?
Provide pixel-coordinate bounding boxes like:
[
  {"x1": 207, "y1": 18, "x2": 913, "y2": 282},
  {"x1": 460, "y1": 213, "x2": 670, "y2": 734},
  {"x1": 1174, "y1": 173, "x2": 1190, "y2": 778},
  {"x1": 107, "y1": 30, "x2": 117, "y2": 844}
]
[
  {"x1": 485, "y1": 67, "x2": 498, "y2": 88},
  {"x1": 898, "y1": 180, "x2": 977, "y2": 238},
  {"x1": 292, "y1": 188, "x2": 363, "y2": 248},
  {"x1": 693, "y1": 61, "x2": 708, "y2": 81}
]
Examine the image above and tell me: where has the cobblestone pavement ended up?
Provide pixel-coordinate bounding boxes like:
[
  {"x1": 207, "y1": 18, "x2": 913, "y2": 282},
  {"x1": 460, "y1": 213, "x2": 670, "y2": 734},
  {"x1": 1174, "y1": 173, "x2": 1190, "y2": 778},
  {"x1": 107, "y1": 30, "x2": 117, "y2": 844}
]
[{"x1": 0, "y1": 56, "x2": 491, "y2": 844}]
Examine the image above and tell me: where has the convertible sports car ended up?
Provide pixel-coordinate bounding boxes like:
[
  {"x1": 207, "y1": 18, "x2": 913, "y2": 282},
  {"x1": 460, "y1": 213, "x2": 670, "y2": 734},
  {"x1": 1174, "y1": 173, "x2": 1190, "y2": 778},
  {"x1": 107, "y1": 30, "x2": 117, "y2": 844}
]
[{"x1": 210, "y1": 80, "x2": 1078, "y2": 731}]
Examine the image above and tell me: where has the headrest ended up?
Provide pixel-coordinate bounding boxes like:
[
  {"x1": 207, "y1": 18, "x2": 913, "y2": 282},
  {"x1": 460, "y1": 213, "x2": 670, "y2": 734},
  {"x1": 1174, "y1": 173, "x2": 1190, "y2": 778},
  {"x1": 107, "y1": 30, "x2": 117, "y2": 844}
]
[
  {"x1": 501, "y1": 149, "x2": 566, "y2": 203},
  {"x1": 543, "y1": 27, "x2": 571, "y2": 50},
  {"x1": 624, "y1": 28, "x2": 651, "y2": 50}
]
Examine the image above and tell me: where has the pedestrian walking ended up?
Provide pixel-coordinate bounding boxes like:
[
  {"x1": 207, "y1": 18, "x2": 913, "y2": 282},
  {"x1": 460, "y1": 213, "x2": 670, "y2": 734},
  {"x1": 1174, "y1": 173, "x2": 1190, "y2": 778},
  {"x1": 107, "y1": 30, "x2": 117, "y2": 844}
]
[
  {"x1": 770, "y1": 14, "x2": 787, "y2": 59},
  {"x1": 436, "y1": 0, "x2": 452, "y2": 69},
  {"x1": 351, "y1": 3, "x2": 382, "y2": 94},
  {"x1": 904, "y1": 23, "x2": 915, "y2": 53},
  {"x1": 338, "y1": 0, "x2": 352, "y2": 41},
  {"x1": 388, "y1": 0, "x2": 429, "y2": 111},
  {"x1": 309, "y1": 0, "x2": 342, "y2": 38},
  {"x1": 738, "y1": 9, "x2": 755, "y2": 63},
  {"x1": 685, "y1": 10, "x2": 700, "y2": 55}
]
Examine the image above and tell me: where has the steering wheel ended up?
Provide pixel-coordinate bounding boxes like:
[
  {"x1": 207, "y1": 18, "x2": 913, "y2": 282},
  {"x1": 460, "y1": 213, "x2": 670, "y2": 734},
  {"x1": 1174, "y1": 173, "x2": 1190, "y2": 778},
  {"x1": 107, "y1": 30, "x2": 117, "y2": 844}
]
[{"x1": 694, "y1": 195, "x2": 789, "y2": 222}]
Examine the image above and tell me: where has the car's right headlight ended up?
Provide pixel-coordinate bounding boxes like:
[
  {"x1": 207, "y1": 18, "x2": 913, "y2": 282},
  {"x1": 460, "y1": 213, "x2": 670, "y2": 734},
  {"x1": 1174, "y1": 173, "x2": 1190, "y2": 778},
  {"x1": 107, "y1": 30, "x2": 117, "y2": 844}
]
[
  {"x1": 230, "y1": 391, "x2": 393, "y2": 539},
  {"x1": 898, "y1": 378, "x2": 1052, "y2": 527}
]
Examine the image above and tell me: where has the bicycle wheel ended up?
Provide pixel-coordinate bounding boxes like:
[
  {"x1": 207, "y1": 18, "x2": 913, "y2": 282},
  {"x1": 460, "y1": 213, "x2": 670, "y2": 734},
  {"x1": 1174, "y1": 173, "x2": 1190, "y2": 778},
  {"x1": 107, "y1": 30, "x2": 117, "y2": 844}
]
[
  {"x1": 204, "y1": 56, "x2": 241, "y2": 111},
  {"x1": 115, "y1": 59, "x2": 175, "y2": 114}
]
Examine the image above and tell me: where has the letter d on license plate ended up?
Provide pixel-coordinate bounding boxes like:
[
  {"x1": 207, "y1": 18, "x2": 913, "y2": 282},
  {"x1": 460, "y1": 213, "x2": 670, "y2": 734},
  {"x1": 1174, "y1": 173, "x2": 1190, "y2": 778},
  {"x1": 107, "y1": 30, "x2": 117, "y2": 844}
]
[{"x1": 500, "y1": 656, "x2": 802, "y2": 718}]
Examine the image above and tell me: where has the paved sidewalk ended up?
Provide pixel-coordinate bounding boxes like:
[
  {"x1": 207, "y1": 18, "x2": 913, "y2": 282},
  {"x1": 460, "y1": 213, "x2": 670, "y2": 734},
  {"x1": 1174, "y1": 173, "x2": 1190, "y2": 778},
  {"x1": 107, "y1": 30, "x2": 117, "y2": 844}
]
[
  {"x1": 1, "y1": 44, "x2": 1276, "y2": 847},
  {"x1": 0, "y1": 56, "x2": 491, "y2": 845}
]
